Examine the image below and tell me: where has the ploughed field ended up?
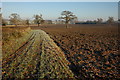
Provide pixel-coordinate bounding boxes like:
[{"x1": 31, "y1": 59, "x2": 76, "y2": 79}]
[
  {"x1": 40, "y1": 24, "x2": 119, "y2": 79},
  {"x1": 2, "y1": 27, "x2": 74, "y2": 79}
]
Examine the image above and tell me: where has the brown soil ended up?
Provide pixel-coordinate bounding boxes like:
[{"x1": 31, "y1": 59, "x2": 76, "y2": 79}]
[{"x1": 36, "y1": 24, "x2": 119, "y2": 79}]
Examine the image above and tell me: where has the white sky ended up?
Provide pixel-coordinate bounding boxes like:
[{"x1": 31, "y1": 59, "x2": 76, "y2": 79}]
[{"x1": 1, "y1": 0, "x2": 120, "y2": 2}]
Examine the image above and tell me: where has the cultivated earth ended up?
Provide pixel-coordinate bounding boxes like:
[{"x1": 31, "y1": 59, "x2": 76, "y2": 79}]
[{"x1": 2, "y1": 24, "x2": 119, "y2": 79}]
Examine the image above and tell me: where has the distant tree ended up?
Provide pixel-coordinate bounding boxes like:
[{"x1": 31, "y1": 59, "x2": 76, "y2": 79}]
[
  {"x1": 118, "y1": 19, "x2": 120, "y2": 22},
  {"x1": 9, "y1": 13, "x2": 20, "y2": 26},
  {"x1": 85, "y1": 20, "x2": 95, "y2": 24},
  {"x1": 93, "y1": 20, "x2": 97, "y2": 24},
  {"x1": 2, "y1": 19, "x2": 7, "y2": 26},
  {"x1": 34, "y1": 14, "x2": 43, "y2": 26},
  {"x1": 26, "y1": 19, "x2": 30, "y2": 27},
  {"x1": 59, "y1": 11, "x2": 77, "y2": 28},
  {"x1": 86, "y1": 20, "x2": 91, "y2": 24},
  {"x1": 107, "y1": 17, "x2": 114, "y2": 24},
  {"x1": 97, "y1": 18, "x2": 103, "y2": 24},
  {"x1": 0, "y1": 10, "x2": 7, "y2": 26}
]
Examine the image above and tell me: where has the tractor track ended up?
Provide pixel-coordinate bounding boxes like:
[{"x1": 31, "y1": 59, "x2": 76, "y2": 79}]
[{"x1": 2, "y1": 32, "x2": 36, "y2": 67}]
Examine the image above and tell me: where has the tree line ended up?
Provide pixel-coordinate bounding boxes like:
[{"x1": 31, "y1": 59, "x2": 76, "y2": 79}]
[{"x1": 1, "y1": 10, "x2": 118, "y2": 28}]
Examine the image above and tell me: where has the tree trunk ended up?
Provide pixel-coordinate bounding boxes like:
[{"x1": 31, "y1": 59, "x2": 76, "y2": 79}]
[
  {"x1": 66, "y1": 22, "x2": 69, "y2": 28},
  {"x1": 66, "y1": 24, "x2": 68, "y2": 28}
]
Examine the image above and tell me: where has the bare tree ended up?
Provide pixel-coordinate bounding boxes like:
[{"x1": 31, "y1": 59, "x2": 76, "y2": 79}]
[
  {"x1": 0, "y1": 11, "x2": 7, "y2": 26},
  {"x1": 2, "y1": 19, "x2": 7, "y2": 26},
  {"x1": 26, "y1": 19, "x2": 30, "y2": 27},
  {"x1": 118, "y1": 19, "x2": 120, "y2": 22},
  {"x1": 34, "y1": 14, "x2": 43, "y2": 26},
  {"x1": 59, "y1": 11, "x2": 77, "y2": 28},
  {"x1": 93, "y1": 20, "x2": 97, "y2": 24},
  {"x1": 107, "y1": 17, "x2": 114, "y2": 24},
  {"x1": 9, "y1": 13, "x2": 20, "y2": 26},
  {"x1": 97, "y1": 18, "x2": 103, "y2": 24}
]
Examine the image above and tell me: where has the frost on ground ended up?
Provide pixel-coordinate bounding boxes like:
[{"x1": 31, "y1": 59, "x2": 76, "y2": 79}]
[{"x1": 2, "y1": 29, "x2": 74, "y2": 79}]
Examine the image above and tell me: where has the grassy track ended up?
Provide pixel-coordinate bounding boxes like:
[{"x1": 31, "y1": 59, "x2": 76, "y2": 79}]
[{"x1": 2, "y1": 30, "x2": 74, "y2": 79}]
